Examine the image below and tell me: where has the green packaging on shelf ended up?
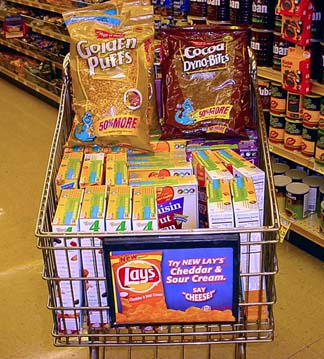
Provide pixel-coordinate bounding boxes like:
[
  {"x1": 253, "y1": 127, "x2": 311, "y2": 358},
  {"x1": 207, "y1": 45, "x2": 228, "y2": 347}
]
[{"x1": 285, "y1": 182, "x2": 309, "y2": 220}]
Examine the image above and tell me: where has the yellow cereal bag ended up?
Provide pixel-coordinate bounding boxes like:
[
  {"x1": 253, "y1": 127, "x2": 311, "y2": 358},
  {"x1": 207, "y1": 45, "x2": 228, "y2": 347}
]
[{"x1": 63, "y1": 12, "x2": 153, "y2": 152}]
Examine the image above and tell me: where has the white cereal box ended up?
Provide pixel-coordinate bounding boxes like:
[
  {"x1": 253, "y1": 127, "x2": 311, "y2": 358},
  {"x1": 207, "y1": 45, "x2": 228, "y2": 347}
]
[
  {"x1": 79, "y1": 153, "x2": 105, "y2": 188},
  {"x1": 132, "y1": 186, "x2": 158, "y2": 231},
  {"x1": 216, "y1": 149, "x2": 265, "y2": 225},
  {"x1": 206, "y1": 179, "x2": 234, "y2": 229}
]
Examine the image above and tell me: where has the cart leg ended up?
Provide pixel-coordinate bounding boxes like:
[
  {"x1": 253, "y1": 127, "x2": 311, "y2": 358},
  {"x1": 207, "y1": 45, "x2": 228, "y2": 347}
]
[
  {"x1": 89, "y1": 346, "x2": 99, "y2": 359},
  {"x1": 234, "y1": 343, "x2": 246, "y2": 359}
]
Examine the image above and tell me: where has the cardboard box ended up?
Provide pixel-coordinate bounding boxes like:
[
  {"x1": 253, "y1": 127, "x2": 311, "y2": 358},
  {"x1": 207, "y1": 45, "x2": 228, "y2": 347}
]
[
  {"x1": 215, "y1": 149, "x2": 265, "y2": 225},
  {"x1": 52, "y1": 189, "x2": 84, "y2": 333},
  {"x1": 55, "y1": 152, "x2": 83, "y2": 196},
  {"x1": 128, "y1": 162, "x2": 193, "y2": 181},
  {"x1": 79, "y1": 153, "x2": 105, "y2": 188},
  {"x1": 132, "y1": 186, "x2": 158, "y2": 231},
  {"x1": 105, "y1": 153, "x2": 128, "y2": 186},
  {"x1": 192, "y1": 150, "x2": 233, "y2": 227},
  {"x1": 106, "y1": 186, "x2": 132, "y2": 232},
  {"x1": 206, "y1": 179, "x2": 234, "y2": 229},
  {"x1": 230, "y1": 177, "x2": 262, "y2": 292},
  {"x1": 79, "y1": 186, "x2": 108, "y2": 327},
  {"x1": 130, "y1": 176, "x2": 199, "y2": 230}
]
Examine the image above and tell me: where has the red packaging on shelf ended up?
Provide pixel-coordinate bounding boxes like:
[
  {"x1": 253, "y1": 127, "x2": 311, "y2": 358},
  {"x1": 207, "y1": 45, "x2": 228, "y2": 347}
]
[{"x1": 278, "y1": 0, "x2": 310, "y2": 17}]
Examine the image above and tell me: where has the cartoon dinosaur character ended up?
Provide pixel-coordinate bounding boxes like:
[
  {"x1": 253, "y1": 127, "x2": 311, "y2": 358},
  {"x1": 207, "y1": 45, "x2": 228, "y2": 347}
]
[
  {"x1": 74, "y1": 111, "x2": 96, "y2": 142},
  {"x1": 175, "y1": 99, "x2": 195, "y2": 125}
]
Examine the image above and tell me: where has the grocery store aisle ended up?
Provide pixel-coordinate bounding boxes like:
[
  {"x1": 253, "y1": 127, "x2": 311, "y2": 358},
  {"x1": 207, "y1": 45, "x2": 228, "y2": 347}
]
[{"x1": 0, "y1": 77, "x2": 324, "y2": 359}]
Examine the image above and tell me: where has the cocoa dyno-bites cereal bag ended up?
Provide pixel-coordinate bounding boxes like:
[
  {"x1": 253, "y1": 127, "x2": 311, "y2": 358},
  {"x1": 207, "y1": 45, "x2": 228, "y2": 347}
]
[{"x1": 160, "y1": 26, "x2": 252, "y2": 140}]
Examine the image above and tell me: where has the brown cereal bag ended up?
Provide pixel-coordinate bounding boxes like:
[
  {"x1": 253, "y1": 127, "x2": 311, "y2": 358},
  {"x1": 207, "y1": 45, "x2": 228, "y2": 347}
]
[
  {"x1": 63, "y1": 12, "x2": 153, "y2": 152},
  {"x1": 160, "y1": 26, "x2": 252, "y2": 140}
]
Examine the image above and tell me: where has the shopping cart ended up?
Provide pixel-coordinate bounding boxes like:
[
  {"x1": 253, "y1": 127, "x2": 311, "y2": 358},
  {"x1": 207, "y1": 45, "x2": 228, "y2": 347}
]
[{"x1": 35, "y1": 53, "x2": 280, "y2": 359}]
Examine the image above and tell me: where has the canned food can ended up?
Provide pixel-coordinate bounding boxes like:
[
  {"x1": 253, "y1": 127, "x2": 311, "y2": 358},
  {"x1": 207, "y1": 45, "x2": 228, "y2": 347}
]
[
  {"x1": 270, "y1": 82, "x2": 287, "y2": 114},
  {"x1": 303, "y1": 175, "x2": 324, "y2": 213},
  {"x1": 189, "y1": 0, "x2": 207, "y2": 17},
  {"x1": 287, "y1": 92, "x2": 303, "y2": 120},
  {"x1": 206, "y1": 0, "x2": 229, "y2": 21},
  {"x1": 269, "y1": 112, "x2": 285, "y2": 143},
  {"x1": 285, "y1": 168, "x2": 307, "y2": 182},
  {"x1": 272, "y1": 162, "x2": 290, "y2": 175},
  {"x1": 274, "y1": 174, "x2": 292, "y2": 211},
  {"x1": 272, "y1": 32, "x2": 289, "y2": 71},
  {"x1": 274, "y1": 6, "x2": 282, "y2": 33},
  {"x1": 285, "y1": 182, "x2": 309, "y2": 220},
  {"x1": 301, "y1": 125, "x2": 318, "y2": 157},
  {"x1": 302, "y1": 93, "x2": 321, "y2": 127},
  {"x1": 251, "y1": 0, "x2": 275, "y2": 30},
  {"x1": 320, "y1": 201, "x2": 324, "y2": 232},
  {"x1": 230, "y1": 0, "x2": 252, "y2": 24},
  {"x1": 258, "y1": 78, "x2": 271, "y2": 111},
  {"x1": 315, "y1": 128, "x2": 324, "y2": 165},
  {"x1": 318, "y1": 42, "x2": 324, "y2": 85},
  {"x1": 284, "y1": 118, "x2": 303, "y2": 151},
  {"x1": 307, "y1": 40, "x2": 321, "y2": 81},
  {"x1": 250, "y1": 28, "x2": 274, "y2": 67},
  {"x1": 320, "y1": 96, "x2": 324, "y2": 116},
  {"x1": 311, "y1": 0, "x2": 324, "y2": 40},
  {"x1": 318, "y1": 184, "x2": 324, "y2": 217}
]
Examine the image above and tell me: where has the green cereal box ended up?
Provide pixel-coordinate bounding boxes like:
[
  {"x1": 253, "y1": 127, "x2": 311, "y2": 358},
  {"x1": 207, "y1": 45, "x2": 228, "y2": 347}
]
[
  {"x1": 132, "y1": 186, "x2": 158, "y2": 231},
  {"x1": 79, "y1": 153, "x2": 105, "y2": 188},
  {"x1": 106, "y1": 186, "x2": 132, "y2": 232},
  {"x1": 105, "y1": 152, "x2": 128, "y2": 186},
  {"x1": 55, "y1": 152, "x2": 83, "y2": 196}
]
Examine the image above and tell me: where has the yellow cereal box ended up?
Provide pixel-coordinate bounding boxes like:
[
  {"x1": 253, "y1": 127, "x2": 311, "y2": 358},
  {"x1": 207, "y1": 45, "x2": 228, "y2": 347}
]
[
  {"x1": 132, "y1": 186, "x2": 158, "y2": 231},
  {"x1": 55, "y1": 152, "x2": 83, "y2": 196},
  {"x1": 79, "y1": 153, "x2": 105, "y2": 188},
  {"x1": 106, "y1": 152, "x2": 128, "y2": 186},
  {"x1": 106, "y1": 186, "x2": 132, "y2": 232}
]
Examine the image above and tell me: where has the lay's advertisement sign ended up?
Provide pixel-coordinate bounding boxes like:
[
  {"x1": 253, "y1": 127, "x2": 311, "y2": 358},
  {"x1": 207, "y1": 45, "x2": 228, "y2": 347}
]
[{"x1": 105, "y1": 236, "x2": 239, "y2": 326}]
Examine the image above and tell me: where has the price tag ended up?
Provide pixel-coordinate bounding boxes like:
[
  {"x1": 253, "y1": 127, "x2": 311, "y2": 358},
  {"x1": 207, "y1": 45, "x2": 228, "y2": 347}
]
[
  {"x1": 278, "y1": 215, "x2": 291, "y2": 243},
  {"x1": 313, "y1": 163, "x2": 324, "y2": 175}
]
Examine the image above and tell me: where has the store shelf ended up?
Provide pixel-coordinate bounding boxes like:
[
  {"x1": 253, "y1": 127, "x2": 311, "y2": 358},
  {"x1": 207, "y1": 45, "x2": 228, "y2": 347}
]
[
  {"x1": 268, "y1": 142, "x2": 324, "y2": 175},
  {"x1": 0, "y1": 38, "x2": 63, "y2": 69},
  {"x1": 280, "y1": 213, "x2": 324, "y2": 247},
  {"x1": 27, "y1": 23, "x2": 69, "y2": 42},
  {"x1": 258, "y1": 67, "x2": 324, "y2": 96},
  {"x1": 0, "y1": 65, "x2": 60, "y2": 103},
  {"x1": 6, "y1": 0, "x2": 67, "y2": 14}
]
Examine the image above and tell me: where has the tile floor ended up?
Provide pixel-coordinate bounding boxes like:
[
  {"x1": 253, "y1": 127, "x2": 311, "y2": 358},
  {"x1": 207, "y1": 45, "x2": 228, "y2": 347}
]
[{"x1": 0, "y1": 77, "x2": 323, "y2": 359}]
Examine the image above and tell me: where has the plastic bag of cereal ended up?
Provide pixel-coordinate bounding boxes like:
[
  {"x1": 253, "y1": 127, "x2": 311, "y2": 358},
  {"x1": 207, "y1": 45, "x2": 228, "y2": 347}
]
[{"x1": 63, "y1": 12, "x2": 154, "y2": 152}]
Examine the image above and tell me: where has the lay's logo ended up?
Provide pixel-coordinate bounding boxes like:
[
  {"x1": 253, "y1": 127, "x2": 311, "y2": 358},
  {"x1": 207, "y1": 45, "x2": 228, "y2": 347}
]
[{"x1": 117, "y1": 260, "x2": 161, "y2": 293}]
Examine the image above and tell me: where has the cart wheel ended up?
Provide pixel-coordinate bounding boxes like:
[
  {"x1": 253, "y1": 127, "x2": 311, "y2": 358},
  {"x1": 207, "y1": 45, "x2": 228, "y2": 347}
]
[
  {"x1": 89, "y1": 347, "x2": 99, "y2": 359},
  {"x1": 234, "y1": 343, "x2": 246, "y2": 359}
]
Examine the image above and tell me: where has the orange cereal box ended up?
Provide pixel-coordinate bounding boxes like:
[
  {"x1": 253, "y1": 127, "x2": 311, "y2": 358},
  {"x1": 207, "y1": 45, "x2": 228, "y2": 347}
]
[{"x1": 104, "y1": 236, "x2": 240, "y2": 326}]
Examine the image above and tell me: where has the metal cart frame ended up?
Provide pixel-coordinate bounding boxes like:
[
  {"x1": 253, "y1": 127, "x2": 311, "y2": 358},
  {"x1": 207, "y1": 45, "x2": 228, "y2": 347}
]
[{"x1": 35, "y1": 54, "x2": 280, "y2": 359}]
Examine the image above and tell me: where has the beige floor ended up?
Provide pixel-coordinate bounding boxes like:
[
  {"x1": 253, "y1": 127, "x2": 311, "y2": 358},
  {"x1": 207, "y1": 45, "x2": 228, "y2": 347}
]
[{"x1": 0, "y1": 77, "x2": 323, "y2": 359}]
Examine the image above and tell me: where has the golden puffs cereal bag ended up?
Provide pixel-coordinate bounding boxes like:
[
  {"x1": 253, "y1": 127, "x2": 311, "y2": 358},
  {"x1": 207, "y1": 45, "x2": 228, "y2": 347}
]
[{"x1": 63, "y1": 12, "x2": 154, "y2": 152}]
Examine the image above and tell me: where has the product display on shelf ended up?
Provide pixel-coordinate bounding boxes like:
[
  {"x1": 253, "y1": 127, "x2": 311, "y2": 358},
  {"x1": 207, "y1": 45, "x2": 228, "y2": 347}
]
[{"x1": 32, "y1": 2, "x2": 281, "y2": 358}]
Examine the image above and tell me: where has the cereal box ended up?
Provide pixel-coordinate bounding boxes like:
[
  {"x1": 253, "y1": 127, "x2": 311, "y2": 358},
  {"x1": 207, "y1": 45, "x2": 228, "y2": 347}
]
[
  {"x1": 230, "y1": 177, "x2": 262, "y2": 293},
  {"x1": 52, "y1": 189, "x2": 84, "y2": 333},
  {"x1": 55, "y1": 152, "x2": 83, "y2": 196},
  {"x1": 104, "y1": 235, "x2": 240, "y2": 325},
  {"x1": 128, "y1": 162, "x2": 193, "y2": 181},
  {"x1": 206, "y1": 179, "x2": 234, "y2": 229},
  {"x1": 149, "y1": 139, "x2": 187, "y2": 153},
  {"x1": 131, "y1": 176, "x2": 198, "y2": 230},
  {"x1": 79, "y1": 186, "x2": 109, "y2": 327},
  {"x1": 79, "y1": 153, "x2": 105, "y2": 188},
  {"x1": 127, "y1": 152, "x2": 187, "y2": 164},
  {"x1": 106, "y1": 186, "x2": 132, "y2": 232},
  {"x1": 106, "y1": 152, "x2": 128, "y2": 186},
  {"x1": 192, "y1": 150, "x2": 233, "y2": 228},
  {"x1": 215, "y1": 149, "x2": 265, "y2": 225},
  {"x1": 132, "y1": 187, "x2": 158, "y2": 231}
]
